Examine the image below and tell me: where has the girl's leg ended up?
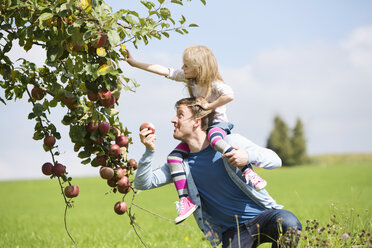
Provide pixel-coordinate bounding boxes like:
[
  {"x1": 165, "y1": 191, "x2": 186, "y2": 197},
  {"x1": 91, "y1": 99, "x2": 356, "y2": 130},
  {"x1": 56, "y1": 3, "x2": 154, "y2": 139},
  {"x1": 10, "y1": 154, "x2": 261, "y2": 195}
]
[
  {"x1": 167, "y1": 142, "x2": 190, "y2": 198},
  {"x1": 167, "y1": 142, "x2": 198, "y2": 224},
  {"x1": 208, "y1": 127, "x2": 234, "y2": 154},
  {"x1": 207, "y1": 127, "x2": 267, "y2": 191}
]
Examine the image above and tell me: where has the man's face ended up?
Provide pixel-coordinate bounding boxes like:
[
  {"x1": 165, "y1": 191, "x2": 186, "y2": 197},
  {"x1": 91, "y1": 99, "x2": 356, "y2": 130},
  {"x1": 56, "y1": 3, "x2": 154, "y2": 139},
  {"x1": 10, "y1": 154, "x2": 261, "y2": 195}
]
[{"x1": 171, "y1": 104, "x2": 197, "y2": 141}]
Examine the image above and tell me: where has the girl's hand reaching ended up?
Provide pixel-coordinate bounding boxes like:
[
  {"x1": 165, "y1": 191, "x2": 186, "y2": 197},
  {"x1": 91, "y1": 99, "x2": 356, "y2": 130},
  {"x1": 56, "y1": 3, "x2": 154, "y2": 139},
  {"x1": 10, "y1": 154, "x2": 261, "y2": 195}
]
[
  {"x1": 196, "y1": 97, "x2": 210, "y2": 110},
  {"x1": 124, "y1": 49, "x2": 137, "y2": 66}
]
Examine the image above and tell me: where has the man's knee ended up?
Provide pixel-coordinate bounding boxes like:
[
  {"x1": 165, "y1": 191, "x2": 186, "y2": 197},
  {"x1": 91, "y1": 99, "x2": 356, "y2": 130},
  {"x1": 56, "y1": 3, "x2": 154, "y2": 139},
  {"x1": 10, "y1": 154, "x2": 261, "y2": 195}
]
[
  {"x1": 276, "y1": 210, "x2": 302, "y2": 247},
  {"x1": 277, "y1": 210, "x2": 302, "y2": 232}
]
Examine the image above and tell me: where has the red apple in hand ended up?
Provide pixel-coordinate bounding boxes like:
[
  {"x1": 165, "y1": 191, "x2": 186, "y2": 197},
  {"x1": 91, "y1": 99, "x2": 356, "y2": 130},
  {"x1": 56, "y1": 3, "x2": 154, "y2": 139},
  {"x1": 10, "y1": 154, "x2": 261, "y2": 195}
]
[
  {"x1": 114, "y1": 201, "x2": 127, "y2": 215},
  {"x1": 64, "y1": 185, "x2": 79, "y2": 198},
  {"x1": 139, "y1": 122, "x2": 155, "y2": 134}
]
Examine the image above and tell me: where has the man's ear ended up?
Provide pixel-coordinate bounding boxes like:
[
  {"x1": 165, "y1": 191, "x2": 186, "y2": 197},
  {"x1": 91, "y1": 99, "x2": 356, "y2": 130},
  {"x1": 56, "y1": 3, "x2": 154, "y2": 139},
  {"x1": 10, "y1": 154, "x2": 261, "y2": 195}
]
[{"x1": 193, "y1": 118, "x2": 202, "y2": 129}]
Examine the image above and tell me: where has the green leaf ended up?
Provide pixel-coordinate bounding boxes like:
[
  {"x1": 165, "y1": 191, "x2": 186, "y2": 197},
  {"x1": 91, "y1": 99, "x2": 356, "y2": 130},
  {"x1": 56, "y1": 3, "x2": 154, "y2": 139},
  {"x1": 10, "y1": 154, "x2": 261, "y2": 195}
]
[
  {"x1": 37, "y1": 12, "x2": 54, "y2": 22},
  {"x1": 179, "y1": 15, "x2": 186, "y2": 24},
  {"x1": 141, "y1": 1, "x2": 155, "y2": 9},
  {"x1": 69, "y1": 125, "x2": 87, "y2": 144},
  {"x1": 33, "y1": 103, "x2": 44, "y2": 117},
  {"x1": 108, "y1": 30, "x2": 121, "y2": 47},
  {"x1": 171, "y1": 0, "x2": 183, "y2": 5},
  {"x1": 105, "y1": 108, "x2": 119, "y2": 116},
  {"x1": 78, "y1": 150, "x2": 91, "y2": 159},
  {"x1": 33, "y1": 131, "x2": 44, "y2": 141},
  {"x1": 97, "y1": 64, "x2": 112, "y2": 76},
  {"x1": 189, "y1": 23, "x2": 199, "y2": 27},
  {"x1": 81, "y1": 158, "x2": 91, "y2": 165}
]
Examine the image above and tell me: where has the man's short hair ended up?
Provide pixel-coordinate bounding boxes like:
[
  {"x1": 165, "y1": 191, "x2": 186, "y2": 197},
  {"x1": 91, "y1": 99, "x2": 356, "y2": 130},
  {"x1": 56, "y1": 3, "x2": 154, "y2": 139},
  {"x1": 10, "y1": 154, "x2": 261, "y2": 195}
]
[{"x1": 175, "y1": 97, "x2": 215, "y2": 131}]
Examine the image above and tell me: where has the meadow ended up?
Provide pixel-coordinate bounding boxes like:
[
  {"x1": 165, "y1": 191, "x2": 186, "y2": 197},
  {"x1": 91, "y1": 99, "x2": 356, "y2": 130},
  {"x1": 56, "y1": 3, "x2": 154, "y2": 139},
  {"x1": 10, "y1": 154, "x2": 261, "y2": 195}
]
[{"x1": 0, "y1": 154, "x2": 371, "y2": 247}]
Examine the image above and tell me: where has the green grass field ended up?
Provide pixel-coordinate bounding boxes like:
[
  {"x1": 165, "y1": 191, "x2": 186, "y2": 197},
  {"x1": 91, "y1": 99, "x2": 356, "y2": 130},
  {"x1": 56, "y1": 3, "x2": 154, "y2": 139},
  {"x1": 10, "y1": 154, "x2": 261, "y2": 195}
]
[{"x1": 0, "y1": 154, "x2": 371, "y2": 247}]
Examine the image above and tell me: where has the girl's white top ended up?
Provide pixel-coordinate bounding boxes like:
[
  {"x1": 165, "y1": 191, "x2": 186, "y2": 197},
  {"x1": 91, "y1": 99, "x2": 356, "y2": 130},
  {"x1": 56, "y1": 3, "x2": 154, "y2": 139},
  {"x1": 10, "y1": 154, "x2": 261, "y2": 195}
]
[{"x1": 167, "y1": 68, "x2": 234, "y2": 123}]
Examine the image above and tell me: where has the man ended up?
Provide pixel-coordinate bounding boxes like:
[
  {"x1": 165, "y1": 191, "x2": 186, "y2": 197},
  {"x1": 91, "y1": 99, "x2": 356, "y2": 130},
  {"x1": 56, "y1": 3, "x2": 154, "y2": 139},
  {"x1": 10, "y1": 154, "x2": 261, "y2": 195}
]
[{"x1": 134, "y1": 97, "x2": 302, "y2": 247}]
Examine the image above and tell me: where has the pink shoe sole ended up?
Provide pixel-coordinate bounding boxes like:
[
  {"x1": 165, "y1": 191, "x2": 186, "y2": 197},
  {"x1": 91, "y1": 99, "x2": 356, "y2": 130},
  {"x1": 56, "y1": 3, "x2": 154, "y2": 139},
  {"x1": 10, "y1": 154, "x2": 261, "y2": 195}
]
[{"x1": 174, "y1": 204, "x2": 198, "y2": 224}]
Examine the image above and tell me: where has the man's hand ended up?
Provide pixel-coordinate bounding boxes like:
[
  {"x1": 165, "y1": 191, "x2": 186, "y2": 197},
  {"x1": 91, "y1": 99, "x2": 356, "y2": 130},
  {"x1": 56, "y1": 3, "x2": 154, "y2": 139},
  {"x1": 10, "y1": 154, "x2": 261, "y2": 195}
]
[
  {"x1": 222, "y1": 146, "x2": 249, "y2": 168},
  {"x1": 139, "y1": 128, "x2": 156, "y2": 150}
]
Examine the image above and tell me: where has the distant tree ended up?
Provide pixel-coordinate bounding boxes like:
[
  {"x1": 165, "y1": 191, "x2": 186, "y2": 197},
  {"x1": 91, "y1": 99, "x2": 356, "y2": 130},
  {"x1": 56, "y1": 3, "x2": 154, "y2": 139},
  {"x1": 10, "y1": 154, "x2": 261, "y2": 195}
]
[
  {"x1": 266, "y1": 115, "x2": 294, "y2": 166},
  {"x1": 291, "y1": 118, "x2": 308, "y2": 164}
]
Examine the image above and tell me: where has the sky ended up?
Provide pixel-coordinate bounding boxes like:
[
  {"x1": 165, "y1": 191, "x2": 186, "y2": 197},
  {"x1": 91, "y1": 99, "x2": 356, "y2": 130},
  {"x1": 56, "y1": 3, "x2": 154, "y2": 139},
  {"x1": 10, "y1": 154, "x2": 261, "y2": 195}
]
[{"x1": 1, "y1": 0, "x2": 372, "y2": 180}]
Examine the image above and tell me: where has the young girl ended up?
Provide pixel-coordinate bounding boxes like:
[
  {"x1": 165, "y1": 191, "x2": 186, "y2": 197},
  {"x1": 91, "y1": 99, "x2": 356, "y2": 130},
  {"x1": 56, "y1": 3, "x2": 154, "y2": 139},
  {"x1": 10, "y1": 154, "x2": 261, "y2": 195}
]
[{"x1": 125, "y1": 46, "x2": 267, "y2": 224}]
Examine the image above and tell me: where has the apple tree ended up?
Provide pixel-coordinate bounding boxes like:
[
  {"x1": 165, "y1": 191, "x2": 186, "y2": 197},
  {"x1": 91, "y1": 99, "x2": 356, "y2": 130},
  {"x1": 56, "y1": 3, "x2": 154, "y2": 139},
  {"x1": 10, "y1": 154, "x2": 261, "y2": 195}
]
[{"x1": 0, "y1": 0, "x2": 204, "y2": 243}]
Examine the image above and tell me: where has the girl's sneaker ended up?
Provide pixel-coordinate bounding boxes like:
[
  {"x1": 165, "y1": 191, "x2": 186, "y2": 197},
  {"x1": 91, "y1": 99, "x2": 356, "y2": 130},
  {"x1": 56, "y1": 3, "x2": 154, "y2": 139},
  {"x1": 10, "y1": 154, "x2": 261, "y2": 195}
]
[
  {"x1": 174, "y1": 196, "x2": 198, "y2": 224},
  {"x1": 242, "y1": 168, "x2": 267, "y2": 191}
]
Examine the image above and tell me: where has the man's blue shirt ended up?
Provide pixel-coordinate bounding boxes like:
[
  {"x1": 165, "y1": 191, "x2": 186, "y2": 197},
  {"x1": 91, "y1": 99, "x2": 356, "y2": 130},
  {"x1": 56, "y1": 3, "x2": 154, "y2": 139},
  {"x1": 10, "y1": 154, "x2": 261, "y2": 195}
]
[{"x1": 188, "y1": 145, "x2": 265, "y2": 231}]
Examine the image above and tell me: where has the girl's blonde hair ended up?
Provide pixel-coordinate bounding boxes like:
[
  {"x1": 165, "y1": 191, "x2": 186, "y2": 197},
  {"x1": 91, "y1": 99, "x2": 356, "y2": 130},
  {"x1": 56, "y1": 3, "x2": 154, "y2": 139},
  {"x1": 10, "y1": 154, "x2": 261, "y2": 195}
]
[{"x1": 183, "y1": 45, "x2": 223, "y2": 99}]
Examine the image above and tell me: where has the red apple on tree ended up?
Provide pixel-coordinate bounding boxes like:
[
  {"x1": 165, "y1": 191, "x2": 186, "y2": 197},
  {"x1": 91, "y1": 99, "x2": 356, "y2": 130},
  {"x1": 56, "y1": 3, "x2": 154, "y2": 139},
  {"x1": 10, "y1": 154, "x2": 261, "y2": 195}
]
[
  {"x1": 113, "y1": 167, "x2": 126, "y2": 180},
  {"x1": 117, "y1": 175, "x2": 130, "y2": 187},
  {"x1": 53, "y1": 163, "x2": 66, "y2": 177},
  {"x1": 92, "y1": 137, "x2": 103, "y2": 145},
  {"x1": 118, "y1": 185, "x2": 131, "y2": 194},
  {"x1": 99, "y1": 166, "x2": 114, "y2": 180},
  {"x1": 31, "y1": 86, "x2": 45, "y2": 101},
  {"x1": 116, "y1": 135, "x2": 129, "y2": 147},
  {"x1": 98, "y1": 88, "x2": 111, "y2": 101},
  {"x1": 87, "y1": 90, "x2": 98, "y2": 101},
  {"x1": 64, "y1": 185, "x2": 79, "y2": 198},
  {"x1": 128, "y1": 158, "x2": 138, "y2": 170},
  {"x1": 61, "y1": 94, "x2": 77, "y2": 109},
  {"x1": 42, "y1": 162, "x2": 54, "y2": 176},
  {"x1": 114, "y1": 201, "x2": 127, "y2": 215},
  {"x1": 86, "y1": 120, "x2": 98, "y2": 133},
  {"x1": 92, "y1": 33, "x2": 108, "y2": 48},
  {"x1": 100, "y1": 95, "x2": 116, "y2": 108},
  {"x1": 98, "y1": 121, "x2": 110, "y2": 135},
  {"x1": 96, "y1": 155, "x2": 107, "y2": 166},
  {"x1": 44, "y1": 135, "x2": 56, "y2": 148},
  {"x1": 107, "y1": 178, "x2": 117, "y2": 187},
  {"x1": 109, "y1": 144, "x2": 121, "y2": 157},
  {"x1": 140, "y1": 122, "x2": 155, "y2": 134},
  {"x1": 112, "y1": 127, "x2": 121, "y2": 137}
]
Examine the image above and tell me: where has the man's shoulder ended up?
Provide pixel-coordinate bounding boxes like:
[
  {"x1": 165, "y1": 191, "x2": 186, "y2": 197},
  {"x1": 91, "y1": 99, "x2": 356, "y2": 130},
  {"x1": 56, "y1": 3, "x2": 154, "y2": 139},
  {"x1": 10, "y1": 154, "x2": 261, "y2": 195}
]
[{"x1": 225, "y1": 133, "x2": 249, "y2": 143}]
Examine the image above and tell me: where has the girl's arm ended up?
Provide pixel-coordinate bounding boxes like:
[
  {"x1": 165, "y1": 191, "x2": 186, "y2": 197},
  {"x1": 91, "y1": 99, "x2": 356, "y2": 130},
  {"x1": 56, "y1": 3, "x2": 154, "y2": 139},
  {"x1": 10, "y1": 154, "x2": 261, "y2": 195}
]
[
  {"x1": 197, "y1": 94, "x2": 234, "y2": 110},
  {"x1": 125, "y1": 49, "x2": 169, "y2": 76},
  {"x1": 207, "y1": 94, "x2": 234, "y2": 110}
]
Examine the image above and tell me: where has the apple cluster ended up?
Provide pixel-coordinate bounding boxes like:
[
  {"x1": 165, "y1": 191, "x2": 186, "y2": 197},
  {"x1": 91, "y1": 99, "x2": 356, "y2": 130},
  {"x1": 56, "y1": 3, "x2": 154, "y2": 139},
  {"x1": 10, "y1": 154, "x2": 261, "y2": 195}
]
[
  {"x1": 41, "y1": 135, "x2": 79, "y2": 198},
  {"x1": 34, "y1": 83, "x2": 143, "y2": 215}
]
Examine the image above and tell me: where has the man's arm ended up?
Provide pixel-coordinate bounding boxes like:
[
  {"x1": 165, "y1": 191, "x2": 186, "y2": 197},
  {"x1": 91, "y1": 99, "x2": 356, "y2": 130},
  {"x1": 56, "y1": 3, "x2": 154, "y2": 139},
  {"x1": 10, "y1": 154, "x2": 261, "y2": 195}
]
[
  {"x1": 134, "y1": 149, "x2": 172, "y2": 190},
  {"x1": 223, "y1": 134, "x2": 282, "y2": 170},
  {"x1": 134, "y1": 128, "x2": 172, "y2": 190}
]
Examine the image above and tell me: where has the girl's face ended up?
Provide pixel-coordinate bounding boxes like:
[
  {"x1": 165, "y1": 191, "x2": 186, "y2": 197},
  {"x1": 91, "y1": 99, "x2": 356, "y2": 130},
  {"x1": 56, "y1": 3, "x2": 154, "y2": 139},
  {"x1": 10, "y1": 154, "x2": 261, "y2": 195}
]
[{"x1": 182, "y1": 59, "x2": 198, "y2": 79}]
